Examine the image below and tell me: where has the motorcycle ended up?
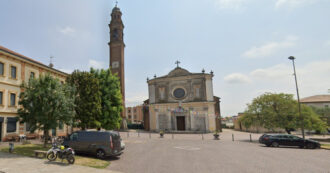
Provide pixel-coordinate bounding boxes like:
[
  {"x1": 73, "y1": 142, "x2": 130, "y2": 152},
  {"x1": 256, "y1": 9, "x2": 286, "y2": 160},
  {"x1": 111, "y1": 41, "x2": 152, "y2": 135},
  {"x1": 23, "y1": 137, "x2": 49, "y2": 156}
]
[{"x1": 47, "y1": 143, "x2": 75, "y2": 164}]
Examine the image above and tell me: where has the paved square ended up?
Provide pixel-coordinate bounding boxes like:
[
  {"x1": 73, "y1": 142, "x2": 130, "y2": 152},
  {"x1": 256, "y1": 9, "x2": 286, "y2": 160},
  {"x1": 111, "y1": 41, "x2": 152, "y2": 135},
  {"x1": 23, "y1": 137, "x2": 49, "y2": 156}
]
[{"x1": 108, "y1": 130, "x2": 330, "y2": 173}]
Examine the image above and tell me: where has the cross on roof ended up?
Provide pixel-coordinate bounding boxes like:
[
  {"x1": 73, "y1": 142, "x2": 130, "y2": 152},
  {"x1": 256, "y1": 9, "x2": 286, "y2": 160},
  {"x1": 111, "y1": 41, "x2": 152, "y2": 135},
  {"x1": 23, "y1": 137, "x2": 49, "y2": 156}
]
[
  {"x1": 115, "y1": 0, "x2": 118, "y2": 7},
  {"x1": 175, "y1": 60, "x2": 180, "y2": 68}
]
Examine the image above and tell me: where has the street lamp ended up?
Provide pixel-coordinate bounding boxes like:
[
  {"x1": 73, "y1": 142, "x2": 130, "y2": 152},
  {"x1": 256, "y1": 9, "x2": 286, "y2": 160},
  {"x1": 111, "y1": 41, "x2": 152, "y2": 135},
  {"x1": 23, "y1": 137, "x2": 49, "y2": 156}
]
[{"x1": 288, "y1": 56, "x2": 305, "y2": 140}]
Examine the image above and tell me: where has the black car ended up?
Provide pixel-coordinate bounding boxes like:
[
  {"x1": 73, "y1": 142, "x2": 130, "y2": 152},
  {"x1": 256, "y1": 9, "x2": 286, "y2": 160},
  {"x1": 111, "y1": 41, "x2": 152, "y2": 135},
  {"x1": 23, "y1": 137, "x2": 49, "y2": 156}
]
[
  {"x1": 259, "y1": 134, "x2": 320, "y2": 149},
  {"x1": 63, "y1": 130, "x2": 123, "y2": 159}
]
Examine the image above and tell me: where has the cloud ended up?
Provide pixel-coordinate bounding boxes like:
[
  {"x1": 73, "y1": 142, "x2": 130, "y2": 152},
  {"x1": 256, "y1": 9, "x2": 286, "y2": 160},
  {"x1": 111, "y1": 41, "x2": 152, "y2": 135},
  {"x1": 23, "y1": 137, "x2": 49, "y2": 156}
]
[
  {"x1": 275, "y1": 0, "x2": 319, "y2": 9},
  {"x1": 247, "y1": 60, "x2": 330, "y2": 95},
  {"x1": 324, "y1": 40, "x2": 330, "y2": 47},
  {"x1": 58, "y1": 26, "x2": 76, "y2": 35},
  {"x1": 88, "y1": 59, "x2": 107, "y2": 69},
  {"x1": 59, "y1": 69, "x2": 74, "y2": 74},
  {"x1": 250, "y1": 64, "x2": 291, "y2": 79},
  {"x1": 242, "y1": 35, "x2": 298, "y2": 58},
  {"x1": 125, "y1": 95, "x2": 147, "y2": 107},
  {"x1": 224, "y1": 73, "x2": 251, "y2": 84},
  {"x1": 215, "y1": 0, "x2": 247, "y2": 10}
]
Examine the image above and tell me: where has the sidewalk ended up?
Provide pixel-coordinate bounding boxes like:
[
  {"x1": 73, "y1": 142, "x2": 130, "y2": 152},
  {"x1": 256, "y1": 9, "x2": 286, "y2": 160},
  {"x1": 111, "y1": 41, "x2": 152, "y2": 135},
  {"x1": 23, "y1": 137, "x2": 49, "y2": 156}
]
[{"x1": 0, "y1": 152, "x2": 121, "y2": 173}]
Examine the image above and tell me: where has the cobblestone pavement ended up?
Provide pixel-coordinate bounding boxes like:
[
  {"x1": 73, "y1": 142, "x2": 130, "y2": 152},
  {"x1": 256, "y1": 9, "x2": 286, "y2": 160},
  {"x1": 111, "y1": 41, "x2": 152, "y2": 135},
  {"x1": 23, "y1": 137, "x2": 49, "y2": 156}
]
[
  {"x1": 0, "y1": 152, "x2": 120, "y2": 173},
  {"x1": 107, "y1": 129, "x2": 330, "y2": 173}
]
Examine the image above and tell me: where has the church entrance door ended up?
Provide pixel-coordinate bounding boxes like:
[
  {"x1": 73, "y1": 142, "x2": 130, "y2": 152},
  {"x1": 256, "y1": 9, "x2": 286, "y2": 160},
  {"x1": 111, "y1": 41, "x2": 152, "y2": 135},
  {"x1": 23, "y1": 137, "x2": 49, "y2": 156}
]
[{"x1": 176, "y1": 116, "x2": 185, "y2": 131}]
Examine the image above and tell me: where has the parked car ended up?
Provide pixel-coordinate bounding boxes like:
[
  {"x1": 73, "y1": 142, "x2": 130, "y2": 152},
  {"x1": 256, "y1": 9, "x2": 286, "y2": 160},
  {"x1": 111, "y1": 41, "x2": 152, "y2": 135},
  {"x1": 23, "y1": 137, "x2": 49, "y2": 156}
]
[
  {"x1": 63, "y1": 130, "x2": 123, "y2": 159},
  {"x1": 259, "y1": 134, "x2": 320, "y2": 149}
]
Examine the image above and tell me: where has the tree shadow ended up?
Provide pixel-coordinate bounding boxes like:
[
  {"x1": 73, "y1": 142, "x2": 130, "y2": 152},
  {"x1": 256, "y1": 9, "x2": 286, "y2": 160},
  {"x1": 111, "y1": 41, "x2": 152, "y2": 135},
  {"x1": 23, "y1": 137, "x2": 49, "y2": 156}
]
[
  {"x1": 104, "y1": 156, "x2": 120, "y2": 161},
  {"x1": 259, "y1": 145, "x2": 321, "y2": 150},
  {"x1": 0, "y1": 151, "x2": 27, "y2": 158},
  {"x1": 75, "y1": 152, "x2": 120, "y2": 161},
  {"x1": 43, "y1": 160, "x2": 71, "y2": 166},
  {"x1": 237, "y1": 139, "x2": 259, "y2": 143}
]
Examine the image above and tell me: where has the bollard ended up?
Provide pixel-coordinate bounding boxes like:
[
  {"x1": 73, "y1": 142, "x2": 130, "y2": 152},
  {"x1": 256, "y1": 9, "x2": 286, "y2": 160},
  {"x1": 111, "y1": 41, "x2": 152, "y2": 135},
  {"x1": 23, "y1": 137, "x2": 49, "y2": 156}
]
[
  {"x1": 232, "y1": 134, "x2": 234, "y2": 141},
  {"x1": 202, "y1": 133, "x2": 204, "y2": 140},
  {"x1": 138, "y1": 130, "x2": 140, "y2": 137},
  {"x1": 9, "y1": 142, "x2": 14, "y2": 153},
  {"x1": 172, "y1": 133, "x2": 174, "y2": 139},
  {"x1": 250, "y1": 134, "x2": 252, "y2": 142},
  {"x1": 149, "y1": 132, "x2": 151, "y2": 139}
]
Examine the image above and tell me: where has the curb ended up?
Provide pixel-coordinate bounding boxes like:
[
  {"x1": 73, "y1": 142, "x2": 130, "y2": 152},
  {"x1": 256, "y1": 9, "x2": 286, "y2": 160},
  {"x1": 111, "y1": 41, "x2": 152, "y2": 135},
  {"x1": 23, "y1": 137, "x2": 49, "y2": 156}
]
[{"x1": 321, "y1": 147, "x2": 330, "y2": 150}]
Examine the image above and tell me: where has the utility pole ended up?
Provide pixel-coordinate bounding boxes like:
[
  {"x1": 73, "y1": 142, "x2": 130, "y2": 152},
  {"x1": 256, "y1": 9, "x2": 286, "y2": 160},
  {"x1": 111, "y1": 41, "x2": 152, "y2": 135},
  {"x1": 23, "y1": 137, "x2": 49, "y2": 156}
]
[{"x1": 288, "y1": 56, "x2": 305, "y2": 140}]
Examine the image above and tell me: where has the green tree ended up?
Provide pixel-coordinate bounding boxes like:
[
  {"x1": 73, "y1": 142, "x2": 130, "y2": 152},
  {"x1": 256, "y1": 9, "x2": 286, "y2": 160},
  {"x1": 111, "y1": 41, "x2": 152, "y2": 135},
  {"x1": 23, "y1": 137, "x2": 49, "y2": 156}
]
[
  {"x1": 90, "y1": 68, "x2": 123, "y2": 130},
  {"x1": 241, "y1": 93, "x2": 327, "y2": 134},
  {"x1": 18, "y1": 74, "x2": 75, "y2": 147},
  {"x1": 67, "y1": 70, "x2": 102, "y2": 130},
  {"x1": 308, "y1": 106, "x2": 330, "y2": 132}
]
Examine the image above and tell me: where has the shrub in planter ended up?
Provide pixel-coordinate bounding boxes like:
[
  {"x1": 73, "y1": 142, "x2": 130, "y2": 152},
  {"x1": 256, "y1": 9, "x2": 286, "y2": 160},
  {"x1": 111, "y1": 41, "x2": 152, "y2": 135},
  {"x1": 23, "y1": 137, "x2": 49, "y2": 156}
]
[
  {"x1": 213, "y1": 130, "x2": 220, "y2": 140},
  {"x1": 159, "y1": 130, "x2": 164, "y2": 138}
]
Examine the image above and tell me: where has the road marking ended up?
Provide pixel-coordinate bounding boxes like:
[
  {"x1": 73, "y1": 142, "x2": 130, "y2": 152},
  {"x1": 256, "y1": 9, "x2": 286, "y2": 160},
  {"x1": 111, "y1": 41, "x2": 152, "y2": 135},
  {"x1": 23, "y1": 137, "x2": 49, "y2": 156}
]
[{"x1": 174, "y1": 146, "x2": 200, "y2": 151}]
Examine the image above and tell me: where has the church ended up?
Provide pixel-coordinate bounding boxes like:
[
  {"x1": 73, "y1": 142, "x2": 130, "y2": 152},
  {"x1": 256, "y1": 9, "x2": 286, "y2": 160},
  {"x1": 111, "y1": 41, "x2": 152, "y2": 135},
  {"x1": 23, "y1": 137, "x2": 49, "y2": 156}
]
[
  {"x1": 144, "y1": 63, "x2": 221, "y2": 132},
  {"x1": 107, "y1": 4, "x2": 221, "y2": 132}
]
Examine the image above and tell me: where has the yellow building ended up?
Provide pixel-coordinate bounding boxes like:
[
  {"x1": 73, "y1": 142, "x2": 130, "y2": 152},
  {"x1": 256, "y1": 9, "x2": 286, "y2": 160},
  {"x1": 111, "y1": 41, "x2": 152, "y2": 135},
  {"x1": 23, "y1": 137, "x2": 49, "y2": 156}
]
[{"x1": 0, "y1": 45, "x2": 68, "y2": 141}]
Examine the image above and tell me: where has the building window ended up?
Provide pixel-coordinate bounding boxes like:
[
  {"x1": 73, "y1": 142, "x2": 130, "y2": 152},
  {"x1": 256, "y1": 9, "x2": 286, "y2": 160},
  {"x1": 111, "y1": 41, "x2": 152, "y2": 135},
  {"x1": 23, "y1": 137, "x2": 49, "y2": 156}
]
[
  {"x1": 173, "y1": 88, "x2": 186, "y2": 99},
  {"x1": 11, "y1": 66, "x2": 17, "y2": 79},
  {"x1": 30, "y1": 72, "x2": 35, "y2": 79},
  {"x1": 7, "y1": 117, "x2": 17, "y2": 133},
  {"x1": 128, "y1": 109, "x2": 131, "y2": 113},
  {"x1": 0, "y1": 91, "x2": 3, "y2": 105},
  {"x1": 10, "y1": 93, "x2": 16, "y2": 106},
  {"x1": 0, "y1": 62, "x2": 4, "y2": 76}
]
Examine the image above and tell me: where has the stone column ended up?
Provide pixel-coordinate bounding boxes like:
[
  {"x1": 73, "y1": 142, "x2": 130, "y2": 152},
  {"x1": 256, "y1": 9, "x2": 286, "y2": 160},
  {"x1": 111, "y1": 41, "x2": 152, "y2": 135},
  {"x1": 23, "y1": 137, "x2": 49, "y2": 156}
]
[
  {"x1": 3, "y1": 117, "x2": 7, "y2": 138},
  {"x1": 190, "y1": 112, "x2": 194, "y2": 130},
  {"x1": 205, "y1": 113, "x2": 209, "y2": 132},
  {"x1": 173, "y1": 114, "x2": 177, "y2": 131},
  {"x1": 167, "y1": 110, "x2": 172, "y2": 130},
  {"x1": 155, "y1": 111, "x2": 159, "y2": 131},
  {"x1": 16, "y1": 120, "x2": 19, "y2": 134},
  {"x1": 186, "y1": 113, "x2": 191, "y2": 131}
]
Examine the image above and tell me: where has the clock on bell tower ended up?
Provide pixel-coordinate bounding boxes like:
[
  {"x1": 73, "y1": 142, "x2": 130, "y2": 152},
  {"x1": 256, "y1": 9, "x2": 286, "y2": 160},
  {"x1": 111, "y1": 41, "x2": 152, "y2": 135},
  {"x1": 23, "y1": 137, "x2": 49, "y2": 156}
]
[{"x1": 109, "y1": 4, "x2": 126, "y2": 124}]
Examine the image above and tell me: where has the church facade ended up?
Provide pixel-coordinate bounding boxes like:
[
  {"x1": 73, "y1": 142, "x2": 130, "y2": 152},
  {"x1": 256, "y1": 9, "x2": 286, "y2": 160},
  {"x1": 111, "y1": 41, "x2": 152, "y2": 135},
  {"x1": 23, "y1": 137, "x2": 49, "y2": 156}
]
[{"x1": 145, "y1": 65, "x2": 221, "y2": 132}]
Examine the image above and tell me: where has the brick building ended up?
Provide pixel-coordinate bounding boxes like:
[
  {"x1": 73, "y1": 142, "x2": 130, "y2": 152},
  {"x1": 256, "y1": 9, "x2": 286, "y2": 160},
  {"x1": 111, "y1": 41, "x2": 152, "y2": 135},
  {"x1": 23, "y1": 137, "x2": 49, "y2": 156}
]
[{"x1": 126, "y1": 105, "x2": 144, "y2": 124}]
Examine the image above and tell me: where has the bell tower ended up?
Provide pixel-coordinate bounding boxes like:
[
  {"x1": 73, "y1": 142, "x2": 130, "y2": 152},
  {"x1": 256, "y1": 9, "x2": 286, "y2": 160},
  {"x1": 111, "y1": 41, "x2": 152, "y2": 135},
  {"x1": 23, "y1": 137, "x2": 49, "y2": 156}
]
[{"x1": 109, "y1": 4, "x2": 126, "y2": 127}]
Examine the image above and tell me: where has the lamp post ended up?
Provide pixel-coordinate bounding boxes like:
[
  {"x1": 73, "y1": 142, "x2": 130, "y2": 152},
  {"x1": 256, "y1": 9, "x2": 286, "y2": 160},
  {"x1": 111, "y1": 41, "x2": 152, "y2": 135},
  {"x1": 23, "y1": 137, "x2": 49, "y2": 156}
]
[{"x1": 288, "y1": 56, "x2": 305, "y2": 140}]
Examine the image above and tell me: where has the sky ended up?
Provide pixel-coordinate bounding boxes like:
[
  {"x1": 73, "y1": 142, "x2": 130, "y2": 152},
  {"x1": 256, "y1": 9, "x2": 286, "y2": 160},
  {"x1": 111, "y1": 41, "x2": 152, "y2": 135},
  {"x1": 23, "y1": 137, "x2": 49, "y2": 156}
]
[{"x1": 1, "y1": 0, "x2": 330, "y2": 116}]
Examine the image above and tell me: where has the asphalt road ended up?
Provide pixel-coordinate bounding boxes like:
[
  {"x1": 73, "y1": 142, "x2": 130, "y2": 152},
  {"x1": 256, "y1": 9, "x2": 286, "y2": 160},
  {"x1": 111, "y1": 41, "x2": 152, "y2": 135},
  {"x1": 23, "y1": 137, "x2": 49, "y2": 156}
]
[{"x1": 108, "y1": 130, "x2": 330, "y2": 173}]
